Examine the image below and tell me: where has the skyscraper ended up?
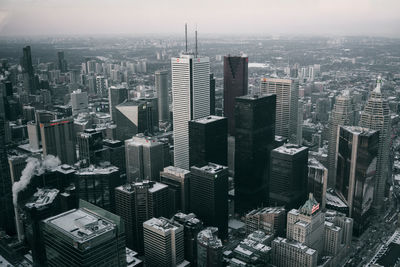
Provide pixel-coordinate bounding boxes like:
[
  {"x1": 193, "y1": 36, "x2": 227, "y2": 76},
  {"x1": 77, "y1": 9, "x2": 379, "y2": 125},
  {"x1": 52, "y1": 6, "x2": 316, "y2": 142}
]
[
  {"x1": 160, "y1": 166, "x2": 191, "y2": 216},
  {"x1": 109, "y1": 85, "x2": 128, "y2": 121},
  {"x1": 189, "y1": 115, "x2": 228, "y2": 167},
  {"x1": 71, "y1": 89, "x2": 88, "y2": 115},
  {"x1": 269, "y1": 144, "x2": 309, "y2": 209},
  {"x1": 190, "y1": 163, "x2": 229, "y2": 240},
  {"x1": 335, "y1": 126, "x2": 378, "y2": 235},
  {"x1": 0, "y1": 116, "x2": 15, "y2": 235},
  {"x1": 210, "y1": 73, "x2": 216, "y2": 115},
  {"x1": 114, "y1": 180, "x2": 169, "y2": 253},
  {"x1": 77, "y1": 129, "x2": 104, "y2": 166},
  {"x1": 42, "y1": 203, "x2": 126, "y2": 267},
  {"x1": 197, "y1": 227, "x2": 223, "y2": 267},
  {"x1": 223, "y1": 55, "x2": 248, "y2": 135},
  {"x1": 96, "y1": 75, "x2": 107, "y2": 97},
  {"x1": 234, "y1": 94, "x2": 276, "y2": 214},
  {"x1": 171, "y1": 54, "x2": 210, "y2": 170},
  {"x1": 22, "y1": 46, "x2": 35, "y2": 93},
  {"x1": 155, "y1": 70, "x2": 170, "y2": 124},
  {"x1": 327, "y1": 92, "x2": 353, "y2": 188},
  {"x1": 57, "y1": 51, "x2": 67, "y2": 72},
  {"x1": 260, "y1": 78, "x2": 299, "y2": 143},
  {"x1": 125, "y1": 135, "x2": 166, "y2": 182},
  {"x1": 143, "y1": 217, "x2": 188, "y2": 267},
  {"x1": 40, "y1": 118, "x2": 76, "y2": 165},
  {"x1": 308, "y1": 158, "x2": 328, "y2": 210},
  {"x1": 359, "y1": 78, "x2": 390, "y2": 212}
]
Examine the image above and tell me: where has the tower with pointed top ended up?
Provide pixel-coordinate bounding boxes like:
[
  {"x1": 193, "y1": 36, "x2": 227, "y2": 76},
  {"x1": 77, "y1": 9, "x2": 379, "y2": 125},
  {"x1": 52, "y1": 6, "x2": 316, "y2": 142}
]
[
  {"x1": 359, "y1": 77, "x2": 390, "y2": 212},
  {"x1": 327, "y1": 92, "x2": 353, "y2": 188}
]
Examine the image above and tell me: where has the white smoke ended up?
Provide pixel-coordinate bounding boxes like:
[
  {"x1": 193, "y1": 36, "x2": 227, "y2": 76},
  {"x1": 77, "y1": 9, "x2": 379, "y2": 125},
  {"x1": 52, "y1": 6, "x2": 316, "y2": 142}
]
[{"x1": 12, "y1": 155, "x2": 61, "y2": 206}]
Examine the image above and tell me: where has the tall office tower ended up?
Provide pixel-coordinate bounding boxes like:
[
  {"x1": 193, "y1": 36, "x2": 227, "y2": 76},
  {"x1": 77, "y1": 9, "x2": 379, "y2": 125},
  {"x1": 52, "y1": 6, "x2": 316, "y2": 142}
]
[
  {"x1": 155, "y1": 70, "x2": 170, "y2": 124},
  {"x1": 269, "y1": 144, "x2": 309, "y2": 209},
  {"x1": 160, "y1": 166, "x2": 191, "y2": 216},
  {"x1": 40, "y1": 118, "x2": 76, "y2": 165},
  {"x1": 327, "y1": 92, "x2": 353, "y2": 188},
  {"x1": 125, "y1": 135, "x2": 166, "y2": 182},
  {"x1": 86, "y1": 60, "x2": 97, "y2": 74},
  {"x1": 95, "y1": 75, "x2": 107, "y2": 97},
  {"x1": 23, "y1": 188, "x2": 60, "y2": 267},
  {"x1": 325, "y1": 210, "x2": 353, "y2": 248},
  {"x1": 245, "y1": 207, "x2": 286, "y2": 236},
  {"x1": 359, "y1": 79, "x2": 390, "y2": 212},
  {"x1": 57, "y1": 51, "x2": 67, "y2": 72},
  {"x1": 114, "y1": 180, "x2": 169, "y2": 253},
  {"x1": 173, "y1": 212, "x2": 204, "y2": 265},
  {"x1": 87, "y1": 75, "x2": 97, "y2": 94},
  {"x1": 74, "y1": 165, "x2": 120, "y2": 212},
  {"x1": 0, "y1": 117, "x2": 15, "y2": 235},
  {"x1": 22, "y1": 46, "x2": 35, "y2": 93},
  {"x1": 197, "y1": 227, "x2": 223, "y2": 267},
  {"x1": 234, "y1": 94, "x2": 276, "y2": 214},
  {"x1": 308, "y1": 158, "x2": 328, "y2": 210},
  {"x1": 287, "y1": 194, "x2": 325, "y2": 257},
  {"x1": 71, "y1": 89, "x2": 88, "y2": 115},
  {"x1": 115, "y1": 100, "x2": 152, "y2": 141},
  {"x1": 109, "y1": 85, "x2": 128, "y2": 121},
  {"x1": 42, "y1": 205, "x2": 126, "y2": 267},
  {"x1": 171, "y1": 54, "x2": 210, "y2": 170},
  {"x1": 260, "y1": 78, "x2": 299, "y2": 143},
  {"x1": 210, "y1": 73, "x2": 216, "y2": 115},
  {"x1": 271, "y1": 237, "x2": 317, "y2": 267},
  {"x1": 77, "y1": 129, "x2": 104, "y2": 166},
  {"x1": 335, "y1": 126, "x2": 379, "y2": 236},
  {"x1": 103, "y1": 139, "x2": 125, "y2": 172},
  {"x1": 190, "y1": 163, "x2": 228, "y2": 240},
  {"x1": 23, "y1": 105, "x2": 36, "y2": 122},
  {"x1": 223, "y1": 55, "x2": 248, "y2": 135},
  {"x1": 189, "y1": 115, "x2": 228, "y2": 167},
  {"x1": 143, "y1": 217, "x2": 188, "y2": 267}
]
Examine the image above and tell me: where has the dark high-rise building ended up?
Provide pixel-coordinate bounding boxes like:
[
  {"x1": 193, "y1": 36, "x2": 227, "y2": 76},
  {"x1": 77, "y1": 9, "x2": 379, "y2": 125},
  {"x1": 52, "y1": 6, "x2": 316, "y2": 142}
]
[
  {"x1": 197, "y1": 227, "x2": 223, "y2": 267},
  {"x1": 210, "y1": 73, "x2": 216, "y2": 115},
  {"x1": 77, "y1": 129, "x2": 106, "y2": 166},
  {"x1": 160, "y1": 166, "x2": 191, "y2": 216},
  {"x1": 269, "y1": 144, "x2": 309, "y2": 210},
  {"x1": 307, "y1": 158, "x2": 328, "y2": 210},
  {"x1": 109, "y1": 85, "x2": 128, "y2": 121},
  {"x1": 223, "y1": 55, "x2": 248, "y2": 136},
  {"x1": 22, "y1": 46, "x2": 35, "y2": 93},
  {"x1": 173, "y1": 212, "x2": 204, "y2": 265},
  {"x1": 74, "y1": 165, "x2": 121, "y2": 212},
  {"x1": 189, "y1": 116, "x2": 228, "y2": 167},
  {"x1": 115, "y1": 180, "x2": 169, "y2": 253},
  {"x1": 57, "y1": 51, "x2": 67, "y2": 72},
  {"x1": 234, "y1": 94, "x2": 276, "y2": 214},
  {"x1": 335, "y1": 126, "x2": 379, "y2": 236},
  {"x1": 40, "y1": 118, "x2": 76, "y2": 165},
  {"x1": 190, "y1": 163, "x2": 229, "y2": 240},
  {"x1": 42, "y1": 202, "x2": 126, "y2": 267},
  {"x1": 155, "y1": 70, "x2": 170, "y2": 123},
  {"x1": 23, "y1": 188, "x2": 61, "y2": 267},
  {"x1": 103, "y1": 139, "x2": 126, "y2": 173},
  {"x1": 0, "y1": 116, "x2": 15, "y2": 235}
]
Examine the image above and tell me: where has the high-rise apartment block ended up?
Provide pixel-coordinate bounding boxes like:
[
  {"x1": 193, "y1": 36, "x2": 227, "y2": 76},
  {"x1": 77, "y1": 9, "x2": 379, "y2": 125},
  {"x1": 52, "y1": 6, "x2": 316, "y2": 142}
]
[
  {"x1": 114, "y1": 181, "x2": 169, "y2": 253},
  {"x1": 359, "y1": 79, "x2": 391, "y2": 212},
  {"x1": 40, "y1": 118, "x2": 76, "y2": 165},
  {"x1": 260, "y1": 78, "x2": 299, "y2": 143},
  {"x1": 189, "y1": 115, "x2": 228, "y2": 167},
  {"x1": 223, "y1": 55, "x2": 248, "y2": 136},
  {"x1": 234, "y1": 94, "x2": 276, "y2": 214},
  {"x1": 335, "y1": 126, "x2": 379, "y2": 235},
  {"x1": 269, "y1": 144, "x2": 309, "y2": 209},
  {"x1": 171, "y1": 54, "x2": 210, "y2": 170},
  {"x1": 190, "y1": 163, "x2": 229, "y2": 240}
]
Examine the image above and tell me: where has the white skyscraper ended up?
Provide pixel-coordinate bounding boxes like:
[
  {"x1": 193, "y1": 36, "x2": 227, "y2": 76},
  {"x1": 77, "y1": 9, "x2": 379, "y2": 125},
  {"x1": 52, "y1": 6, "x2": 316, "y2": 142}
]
[
  {"x1": 260, "y1": 78, "x2": 299, "y2": 143},
  {"x1": 171, "y1": 54, "x2": 210, "y2": 170},
  {"x1": 359, "y1": 78, "x2": 390, "y2": 212},
  {"x1": 71, "y1": 89, "x2": 88, "y2": 115}
]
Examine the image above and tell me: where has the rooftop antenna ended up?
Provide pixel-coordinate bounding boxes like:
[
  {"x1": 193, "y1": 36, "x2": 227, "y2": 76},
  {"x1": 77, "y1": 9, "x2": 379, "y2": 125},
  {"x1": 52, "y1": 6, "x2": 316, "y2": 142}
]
[
  {"x1": 195, "y1": 25, "x2": 198, "y2": 58},
  {"x1": 185, "y1": 23, "x2": 188, "y2": 53}
]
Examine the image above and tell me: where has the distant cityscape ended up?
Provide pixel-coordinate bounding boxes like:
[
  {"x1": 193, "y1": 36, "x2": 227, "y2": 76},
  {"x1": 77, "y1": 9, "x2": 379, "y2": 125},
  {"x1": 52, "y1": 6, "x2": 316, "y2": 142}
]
[{"x1": 0, "y1": 31, "x2": 400, "y2": 267}]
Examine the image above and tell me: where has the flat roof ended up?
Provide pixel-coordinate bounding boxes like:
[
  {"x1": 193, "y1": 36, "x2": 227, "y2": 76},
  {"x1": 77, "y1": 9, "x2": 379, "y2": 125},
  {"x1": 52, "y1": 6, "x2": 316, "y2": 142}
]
[
  {"x1": 191, "y1": 115, "x2": 226, "y2": 124},
  {"x1": 274, "y1": 144, "x2": 308, "y2": 155},
  {"x1": 144, "y1": 217, "x2": 181, "y2": 233},
  {"x1": 25, "y1": 188, "x2": 59, "y2": 209}
]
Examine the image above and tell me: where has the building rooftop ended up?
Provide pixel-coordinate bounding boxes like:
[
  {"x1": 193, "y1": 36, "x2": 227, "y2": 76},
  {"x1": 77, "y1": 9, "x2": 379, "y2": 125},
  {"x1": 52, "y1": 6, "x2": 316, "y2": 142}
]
[
  {"x1": 236, "y1": 93, "x2": 275, "y2": 101},
  {"x1": 273, "y1": 237, "x2": 317, "y2": 255},
  {"x1": 25, "y1": 188, "x2": 59, "y2": 209},
  {"x1": 308, "y1": 157, "x2": 326, "y2": 171},
  {"x1": 197, "y1": 227, "x2": 222, "y2": 248},
  {"x1": 192, "y1": 115, "x2": 226, "y2": 124},
  {"x1": 341, "y1": 126, "x2": 377, "y2": 136},
  {"x1": 274, "y1": 144, "x2": 308, "y2": 155},
  {"x1": 144, "y1": 217, "x2": 182, "y2": 233},
  {"x1": 191, "y1": 162, "x2": 227, "y2": 174},
  {"x1": 125, "y1": 135, "x2": 162, "y2": 147},
  {"x1": 161, "y1": 166, "x2": 190, "y2": 178},
  {"x1": 116, "y1": 180, "x2": 167, "y2": 193},
  {"x1": 326, "y1": 189, "x2": 348, "y2": 209},
  {"x1": 76, "y1": 165, "x2": 119, "y2": 175},
  {"x1": 44, "y1": 208, "x2": 116, "y2": 243},
  {"x1": 246, "y1": 206, "x2": 285, "y2": 216},
  {"x1": 299, "y1": 193, "x2": 320, "y2": 216}
]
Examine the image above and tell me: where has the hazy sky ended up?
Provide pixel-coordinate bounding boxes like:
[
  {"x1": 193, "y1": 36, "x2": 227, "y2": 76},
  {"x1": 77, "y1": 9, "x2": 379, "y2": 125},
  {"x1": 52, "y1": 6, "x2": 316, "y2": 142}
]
[{"x1": 0, "y1": 0, "x2": 399, "y2": 37}]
